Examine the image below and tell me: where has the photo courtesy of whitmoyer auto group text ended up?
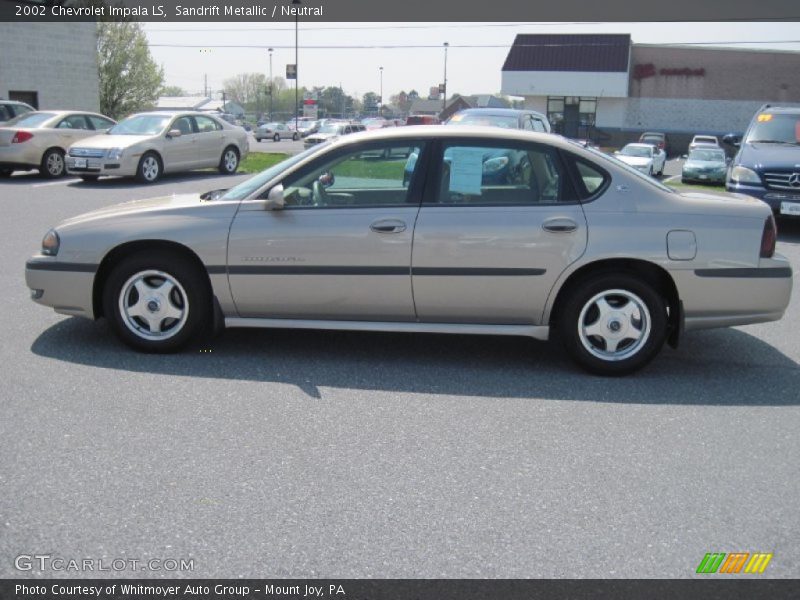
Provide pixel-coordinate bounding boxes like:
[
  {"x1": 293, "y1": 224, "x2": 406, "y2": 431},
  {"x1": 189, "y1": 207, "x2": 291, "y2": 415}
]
[{"x1": 1, "y1": 0, "x2": 799, "y2": 598}]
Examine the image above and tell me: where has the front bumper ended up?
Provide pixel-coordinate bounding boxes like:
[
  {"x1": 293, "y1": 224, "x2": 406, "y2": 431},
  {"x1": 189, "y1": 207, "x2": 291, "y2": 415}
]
[
  {"x1": 26, "y1": 257, "x2": 96, "y2": 318},
  {"x1": 725, "y1": 181, "x2": 800, "y2": 214},
  {"x1": 65, "y1": 153, "x2": 139, "y2": 178}
]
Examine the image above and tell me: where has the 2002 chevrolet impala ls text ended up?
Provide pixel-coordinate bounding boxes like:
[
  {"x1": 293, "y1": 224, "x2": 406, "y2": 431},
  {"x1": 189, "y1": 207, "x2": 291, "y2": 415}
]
[{"x1": 25, "y1": 127, "x2": 793, "y2": 375}]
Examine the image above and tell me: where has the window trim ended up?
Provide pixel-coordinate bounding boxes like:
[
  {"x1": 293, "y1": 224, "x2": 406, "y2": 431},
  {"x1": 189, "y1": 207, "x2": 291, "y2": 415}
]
[{"x1": 424, "y1": 137, "x2": 581, "y2": 207}]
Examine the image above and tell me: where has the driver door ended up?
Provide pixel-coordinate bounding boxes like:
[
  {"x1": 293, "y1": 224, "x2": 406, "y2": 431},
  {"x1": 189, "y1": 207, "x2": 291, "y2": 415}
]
[{"x1": 227, "y1": 140, "x2": 429, "y2": 320}]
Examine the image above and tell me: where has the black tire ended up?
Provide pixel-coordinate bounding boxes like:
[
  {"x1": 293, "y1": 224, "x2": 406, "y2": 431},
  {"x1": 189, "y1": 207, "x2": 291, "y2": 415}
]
[
  {"x1": 273, "y1": 133, "x2": 280, "y2": 142},
  {"x1": 136, "y1": 152, "x2": 162, "y2": 183},
  {"x1": 80, "y1": 175, "x2": 99, "y2": 182},
  {"x1": 292, "y1": 132, "x2": 299, "y2": 141},
  {"x1": 219, "y1": 146, "x2": 239, "y2": 174},
  {"x1": 558, "y1": 273, "x2": 668, "y2": 376},
  {"x1": 103, "y1": 252, "x2": 211, "y2": 353},
  {"x1": 0, "y1": 168, "x2": 12, "y2": 178},
  {"x1": 40, "y1": 148, "x2": 66, "y2": 178}
]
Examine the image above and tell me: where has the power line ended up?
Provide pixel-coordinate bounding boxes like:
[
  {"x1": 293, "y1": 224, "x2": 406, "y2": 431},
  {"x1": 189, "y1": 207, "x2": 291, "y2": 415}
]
[
  {"x1": 149, "y1": 40, "x2": 800, "y2": 50},
  {"x1": 145, "y1": 22, "x2": 604, "y2": 33}
]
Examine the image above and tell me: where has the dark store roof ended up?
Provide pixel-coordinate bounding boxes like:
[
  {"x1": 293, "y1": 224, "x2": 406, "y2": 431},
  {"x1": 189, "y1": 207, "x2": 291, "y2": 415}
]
[{"x1": 502, "y1": 34, "x2": 631, "y2": 73}]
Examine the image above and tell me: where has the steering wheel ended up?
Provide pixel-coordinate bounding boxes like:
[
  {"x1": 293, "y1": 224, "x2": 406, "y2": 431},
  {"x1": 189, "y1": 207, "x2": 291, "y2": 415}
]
[{"x1": 311, "y1": 180, "x2": 329, "y2": 206}]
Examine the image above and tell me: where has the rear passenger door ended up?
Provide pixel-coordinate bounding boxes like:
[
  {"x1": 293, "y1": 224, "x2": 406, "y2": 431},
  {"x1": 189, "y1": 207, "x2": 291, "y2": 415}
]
[
  {"x1": 193, "y1": 115, "x2": 225, "y2": 166},
  {"x1": 411, "y1": 139, "x2": 589, "y2": 325}
]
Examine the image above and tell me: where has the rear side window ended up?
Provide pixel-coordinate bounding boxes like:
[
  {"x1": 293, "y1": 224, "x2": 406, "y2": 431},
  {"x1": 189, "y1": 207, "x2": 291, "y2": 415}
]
[
  {"x1": 434, "y1": 141, "x2": 574, "y2": 205},
  {"x1": 88, "y1": 115, "x2": 115, "y2": 130},
  {"x1": 0, "y1": 105, "x2": 10, "y2": 121},
  {"x1": 568, "y1": 156, "x2": 610, "y2": 199}
]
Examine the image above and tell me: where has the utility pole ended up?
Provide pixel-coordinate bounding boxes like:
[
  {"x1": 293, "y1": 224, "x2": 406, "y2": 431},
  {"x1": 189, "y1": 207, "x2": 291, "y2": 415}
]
[
  {"x1": 268, "y1": 47, "x2": 274, "y2": 122},
  {"x1": 442, "y1": 42, "x2": 449, "y2": 113},
  {"x1": 204, "y1": 74, "x2": 208, "y2": 97},
  {"x1": 293, "y1": 0, "x2": 301, "y2": 132}
]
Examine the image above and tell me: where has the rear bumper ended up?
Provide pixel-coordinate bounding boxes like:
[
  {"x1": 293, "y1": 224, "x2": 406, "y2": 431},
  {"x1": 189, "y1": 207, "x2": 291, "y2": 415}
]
[{"x1": 672, "y1": 257, "x2": 793, "y2": 331}]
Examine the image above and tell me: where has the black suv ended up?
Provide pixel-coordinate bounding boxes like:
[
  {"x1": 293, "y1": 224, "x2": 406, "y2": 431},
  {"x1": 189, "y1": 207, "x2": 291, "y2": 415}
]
[{"x1": 724, "y1": 104, "x2": 800, "y2": 218}]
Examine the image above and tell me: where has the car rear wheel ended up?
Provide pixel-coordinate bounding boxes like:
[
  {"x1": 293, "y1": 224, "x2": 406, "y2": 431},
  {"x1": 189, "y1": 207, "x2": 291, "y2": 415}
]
[
  {"x1": 219, "y1": 146, "x2": 239, "y2": 174},
  {"x1": 273, "y1": 133, "x2": 280, "y2": 142},
  {"x1": 103, "y1": 252, "x2": 210, "y2": 353},
  {"x1": 559, "y1": 273, "x2": 667, "y2": 375},
  {"x1": 292, "y1": 132, "x2": 299, "y2": 141},
  {"x1": 136, "y1": 152, "x2": 162, "y2": 183},
  {"x1": 40, "y1": 148, "x2": 66, "y2": 178}
]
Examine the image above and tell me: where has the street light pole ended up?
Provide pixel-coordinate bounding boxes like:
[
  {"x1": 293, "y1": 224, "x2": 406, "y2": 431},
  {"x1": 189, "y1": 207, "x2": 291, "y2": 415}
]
[
  {"x1": 379, "y1": 66, "x2": 383, "y2": 116},
  {"x1": 293, "y1": 0, "x2": 300, "y2": 133},
  {"x1": 442, "y1": 42, "x2": 449, "y2": 113},
  {"x1": 268, "y1": 47, "x2": 273, "y2": 121}
]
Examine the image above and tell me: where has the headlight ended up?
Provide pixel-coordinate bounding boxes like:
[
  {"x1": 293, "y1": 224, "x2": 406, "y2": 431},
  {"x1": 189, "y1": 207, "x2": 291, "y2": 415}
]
[
  {"x1": 106, "y1": 147, "x2": 124, "y2": 160},
  {"x1": 41, "y1": 229, "x2": 60, "y2": 256},
  {"x1": 482, "y1": 156, "x2": 509, "y2": 174},
  {"x1": 729, "y1": 165, "x2": 761, "y2": 184}
]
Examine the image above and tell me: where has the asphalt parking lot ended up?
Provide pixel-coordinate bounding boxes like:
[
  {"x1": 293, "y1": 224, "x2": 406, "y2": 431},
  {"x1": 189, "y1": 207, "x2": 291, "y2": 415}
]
[{"x1": 1, "y1": 166, "x2": 799, "y2": 579}]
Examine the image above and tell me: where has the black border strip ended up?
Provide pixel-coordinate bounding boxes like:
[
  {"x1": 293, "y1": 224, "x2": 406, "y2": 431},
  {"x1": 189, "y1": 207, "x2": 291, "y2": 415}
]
[
  {"x1": 695, "y1": 267, "x2": 792, "y2": 278},
  {"x1": 218, "y1": 265, "x2": 547, "y2": 276},
  {"x1": 25, "y1": 261, "x2": 97, "y2": 273}
]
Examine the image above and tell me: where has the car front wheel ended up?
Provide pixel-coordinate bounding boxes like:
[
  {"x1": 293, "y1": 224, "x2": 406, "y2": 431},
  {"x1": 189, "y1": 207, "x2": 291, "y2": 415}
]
[
  {"x1": 136, "y1": 152, "x2": 162, "y2": 183},
  {"x1": 219, "y1": 146, "x2": 239, "y2": 174},
  {"x1": 273, "y1": 133, "x2": 280, "y2": 142},
  {"x1": 41, "y1": 148, "x2": 66, "y2": 178},
  {"x1": 103, "y1": 252, "x2": 210, "y2": 352},
  {"x1": 559, "y1": 273, "x2": 667, "y2": 375},
  {"x1": 292, "y1": 132, "x2": 299, "y2": 141}
]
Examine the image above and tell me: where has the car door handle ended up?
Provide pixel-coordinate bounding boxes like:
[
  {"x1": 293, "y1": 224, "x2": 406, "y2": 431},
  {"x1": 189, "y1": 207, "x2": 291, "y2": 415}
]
[
  {"x1": 542, "y1": 218, "x2": 578, "y2": 233},
  {"x1": 370, "y1": 219, "x2": 407, "y2": 233}
]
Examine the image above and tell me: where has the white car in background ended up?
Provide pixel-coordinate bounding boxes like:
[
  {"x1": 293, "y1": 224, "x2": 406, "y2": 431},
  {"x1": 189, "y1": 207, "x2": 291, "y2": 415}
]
[
  {"x1": 689, "y1": 134, "x2": 720, "y2": 151},
  {"x1": 66, "y1": 110, "x2": 249, "y2": 183},
  {"x1": 614, "y1": 142, "x2": 666, "y2": 176}
]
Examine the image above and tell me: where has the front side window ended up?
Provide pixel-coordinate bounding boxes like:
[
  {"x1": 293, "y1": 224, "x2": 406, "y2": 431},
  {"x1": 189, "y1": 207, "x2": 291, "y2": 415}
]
[
  {"x1": 172, "y1": 116, "x2": 194, "y2": 135},
  {"x1": 435, "y1": 142, "x2": 570, "y2": 205},
  {"x1": 57, "y1": 115, "x2": 89, "y2": 130},
  {"x1": 281, "y1": 142, "x2": 426, "y2": 208}
]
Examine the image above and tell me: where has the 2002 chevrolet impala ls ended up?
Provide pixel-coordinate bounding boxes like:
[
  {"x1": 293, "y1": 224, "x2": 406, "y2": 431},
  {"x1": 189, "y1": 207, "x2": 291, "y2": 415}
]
[{"x1": 26, "y1": 127, "x2": 792, "y2": 375}]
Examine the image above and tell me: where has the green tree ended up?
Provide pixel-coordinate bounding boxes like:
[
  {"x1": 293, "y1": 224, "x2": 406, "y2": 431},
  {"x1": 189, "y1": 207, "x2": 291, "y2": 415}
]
[
  {"x1": 97, "y1": 21, "x2": 164, "y2": 119},
  {"x1": 159, "y1": 85, "x2": 186, "y2": 97}
]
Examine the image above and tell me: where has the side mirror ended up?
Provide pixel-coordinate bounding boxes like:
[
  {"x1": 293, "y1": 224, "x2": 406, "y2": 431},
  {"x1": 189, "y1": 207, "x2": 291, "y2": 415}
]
[
  {"x1": 318, "y1": 171, "x2": 335, "y2": 188},
  {"x1": 722, "y1": 133, "x2": 741, "y2": 147},
  {"x1": 167, "y1": 129, "x2": 182, "y2": 138},
  {"x1": 264, "y1": 184, "x2": 285, "y2": 210}
]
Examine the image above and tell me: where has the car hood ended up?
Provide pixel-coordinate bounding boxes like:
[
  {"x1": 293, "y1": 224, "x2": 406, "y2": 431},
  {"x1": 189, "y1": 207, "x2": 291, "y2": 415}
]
[
  {"x1": 617, "y1": 155, "x2": 652, "y2": 166},
  {"x1": 70, "y1": 134, "x2": 153, "y2": 150},
  {"x1": 738, "y1": 142, "x2": 800, "y2": 170},
  {"x1": 58, "y1": 193, "x2": 215, "y2": 228}
]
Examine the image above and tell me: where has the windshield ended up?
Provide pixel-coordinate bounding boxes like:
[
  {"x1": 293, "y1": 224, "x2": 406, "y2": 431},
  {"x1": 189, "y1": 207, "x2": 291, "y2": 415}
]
[
  {"x1": 745, "y1": 113, "x2": 800, "y2": 144},
  {"x1": 688, "y1": 149, "x2": 725, "y2": 162},
  {"x1": 221, "y1": 143, "x2": 330, "y2": 200},
  {"x1": 319, "y1": 124, "x2": 343, "y2": 134},
  {"x1": 620, "y1": 145, "x2": 652, "y2": 157},
  {"x1": 5, "y1": 112, "x2": 56, "y2": 128},
  {"x1": 448, "y1": 114, "x2": 518, "y2": 128},
  {"x1": 109, "y1": 115, "x2": 172, "y2": 136}
]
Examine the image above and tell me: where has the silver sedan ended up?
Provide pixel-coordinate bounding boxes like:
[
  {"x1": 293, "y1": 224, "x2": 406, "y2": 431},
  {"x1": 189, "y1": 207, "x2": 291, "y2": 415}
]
[
  {"x1": 0, "y1": 110, "x2": 115, "y2": 178},
  {"x1": 26, "y1": 126, "x2": 792, "y2": 375},
  {"x1": 65, "y1": 110, "x2": 249, "y2": 183}
]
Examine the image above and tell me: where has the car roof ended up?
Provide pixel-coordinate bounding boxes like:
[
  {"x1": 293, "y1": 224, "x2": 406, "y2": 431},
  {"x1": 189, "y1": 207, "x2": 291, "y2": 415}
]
[
  {"x1": 456, "y1": 108, "x2": 546, "y2": 118},
  {"x1": 623, "y1": 142, "x2": 654, "y2": 149},
  {"x1": 326, "y1": 125, "x2": 581, "y2": 152},
  {"x1": 758, "y1": 106, "x2": 800, "y2": 115},
  {"x1": 131, "y1": 111, "x2": 217, "y2": 118},
  {"x1": 640, "y1": 132, "x2": 666, "y2": 137}
]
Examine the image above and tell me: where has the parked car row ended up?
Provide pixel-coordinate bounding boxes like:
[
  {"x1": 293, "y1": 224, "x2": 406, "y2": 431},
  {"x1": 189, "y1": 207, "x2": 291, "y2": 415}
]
[{"x1": 0, "y1": 109, "x2": 249, "y2": 183}]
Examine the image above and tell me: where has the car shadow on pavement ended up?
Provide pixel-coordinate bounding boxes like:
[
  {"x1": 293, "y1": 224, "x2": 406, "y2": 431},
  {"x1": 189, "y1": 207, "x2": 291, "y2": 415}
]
[
  {"x1": 777, "y1": 218, "x2": 800, "y2": 245},
  {"x1": 64, "y1": 171, "x2": 247, "y2": 190},
  {"x1": 31, "y1": 317, "x2": 800, "y2": 405}
]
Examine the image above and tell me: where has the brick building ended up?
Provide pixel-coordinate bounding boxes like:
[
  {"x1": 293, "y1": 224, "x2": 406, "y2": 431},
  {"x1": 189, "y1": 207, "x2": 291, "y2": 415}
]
[
  {"x1": 500, "y1": 34, "x2": 800, "y2": 152},
  {"x1": 0, "y1": 23, "x2": 99, "y2": 111}
]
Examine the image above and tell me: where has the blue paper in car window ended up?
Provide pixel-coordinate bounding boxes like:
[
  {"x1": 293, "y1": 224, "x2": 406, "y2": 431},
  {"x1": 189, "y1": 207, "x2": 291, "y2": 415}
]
[{"x1": 448, "y1": 147, "x2": 484, "y2": 195}]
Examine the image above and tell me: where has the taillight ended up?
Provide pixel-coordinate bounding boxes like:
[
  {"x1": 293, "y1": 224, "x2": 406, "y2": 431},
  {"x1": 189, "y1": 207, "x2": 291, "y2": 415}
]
[
  {"x1": 760, "y1": 215, "x2": 777, "y2": 258},
  {"x1": 11, "y1": 131, "x2": 33, "y2": 143}
]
